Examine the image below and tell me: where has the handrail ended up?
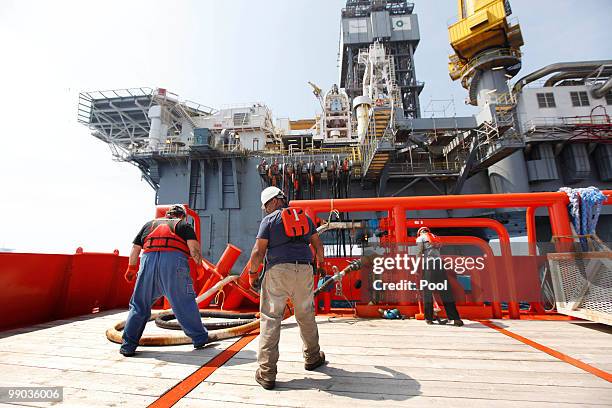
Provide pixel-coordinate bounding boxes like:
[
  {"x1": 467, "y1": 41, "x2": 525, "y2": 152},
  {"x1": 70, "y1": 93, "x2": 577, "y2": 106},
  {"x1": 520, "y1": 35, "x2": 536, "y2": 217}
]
[{"x1": 292, "y1": 191, "x2": 612, "y2": 212}]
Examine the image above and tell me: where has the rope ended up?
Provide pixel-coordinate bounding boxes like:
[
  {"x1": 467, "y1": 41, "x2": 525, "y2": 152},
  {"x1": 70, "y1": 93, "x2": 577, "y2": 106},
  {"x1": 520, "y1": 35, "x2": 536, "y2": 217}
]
[
  {"x1": 214, "y1": 288, "x2": 226, "y2": 309},
  {"x1": 328, "y1": 198, "x2": 340, "y2": 224},
  {"x1": 559, "y1": 187, "x2": 608, "y2": 251}
]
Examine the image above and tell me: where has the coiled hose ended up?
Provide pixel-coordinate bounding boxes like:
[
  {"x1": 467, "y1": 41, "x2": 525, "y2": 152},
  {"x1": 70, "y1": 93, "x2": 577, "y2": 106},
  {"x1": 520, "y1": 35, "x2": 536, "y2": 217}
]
[
  {"x1": 155, "y1": 310, "x2": 257, "y2": 330},
  {"x1": 106, "y1": 259, "x2": 363, "y2": 346}
]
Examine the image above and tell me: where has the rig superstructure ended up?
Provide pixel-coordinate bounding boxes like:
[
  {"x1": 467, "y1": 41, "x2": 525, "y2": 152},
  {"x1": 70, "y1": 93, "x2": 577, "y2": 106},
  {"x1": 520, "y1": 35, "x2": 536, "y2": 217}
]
[{"x1": 78, "y1": 0, "x2": 612, "y2": 265}]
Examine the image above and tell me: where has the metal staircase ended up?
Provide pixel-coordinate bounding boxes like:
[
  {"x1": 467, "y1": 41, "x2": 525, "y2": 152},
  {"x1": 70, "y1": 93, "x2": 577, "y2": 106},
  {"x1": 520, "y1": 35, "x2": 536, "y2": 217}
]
[{"x1": 361, "y1": 107, "x2": 395, "y2": 180}]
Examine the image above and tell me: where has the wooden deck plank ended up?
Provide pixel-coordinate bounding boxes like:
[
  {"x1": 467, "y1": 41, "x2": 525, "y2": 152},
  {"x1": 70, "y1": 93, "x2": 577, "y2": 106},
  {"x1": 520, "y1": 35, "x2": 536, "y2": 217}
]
[
  {"x1": 181, "y1": 316, "x2": 611, "y2": 408},
  {"x1": 1, "y1": 388, "x2": 159, "y2": 408},
  {"x1": 486, "y1": 320, "x2": 612, "y2": 373},
  {"x1": 199, "y1": 369, "x2": 612, "y2": 405},
  {"x1": 0, "y1": 363, "x2": 178, "y2": 396},
  {"x1": 221, "y1": 358, "x2": 610, "y2": 387},
  {"x1": 229, "y1": 348, "x2": 584, "y2": 373},
  {"x1": 0, "y1": 312, "x2": 610, "y2": 407},
  {"x1": 180, "y1": 382, "x2": 610, "y2": 408},
  {"x1": 0, "y1": 310, "x2": 243, "y2": 407},
  {"x1": 176, "y1": 396, "x2": 603, "y2": 408}
]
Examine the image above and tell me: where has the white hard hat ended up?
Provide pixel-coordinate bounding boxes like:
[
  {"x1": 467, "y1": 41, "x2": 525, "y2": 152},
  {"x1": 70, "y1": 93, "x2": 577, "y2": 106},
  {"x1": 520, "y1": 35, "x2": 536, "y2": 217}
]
[
  {"x1": 261, "y1": 186, "x2": 285, "y2": 209},
  {"x1": 417, "y1": 227, "x2": 430, "y2": 235}
]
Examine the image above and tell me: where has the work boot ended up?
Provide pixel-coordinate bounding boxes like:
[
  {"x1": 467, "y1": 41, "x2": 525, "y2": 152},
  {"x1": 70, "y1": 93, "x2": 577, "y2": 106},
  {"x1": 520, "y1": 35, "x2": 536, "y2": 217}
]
[
  {"x1": 119, "y1": 348, "x2": 136, "y2": 357},
  {"x1": 255, "y1": 368, "x2": 275, "y2": 390},
  {"x1": 194, "y1": 338, "x2": 210, "y2": 350},
  {"x1": 305, "y1": 351, "x2": 326, "y2": 371},
  {"x1": 453, "y1": 319, "x2": 464, "y2": 327}
]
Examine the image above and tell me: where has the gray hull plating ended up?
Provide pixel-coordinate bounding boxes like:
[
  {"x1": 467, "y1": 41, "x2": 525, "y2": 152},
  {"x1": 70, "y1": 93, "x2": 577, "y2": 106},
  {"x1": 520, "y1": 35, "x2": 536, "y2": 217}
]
[{"x1": 154, "y1": 156, "x2": 612, "y2": 273}]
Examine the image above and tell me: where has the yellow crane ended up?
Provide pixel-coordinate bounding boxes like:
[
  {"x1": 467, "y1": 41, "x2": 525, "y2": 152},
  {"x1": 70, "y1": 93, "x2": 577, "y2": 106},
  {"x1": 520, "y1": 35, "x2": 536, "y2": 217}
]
[{"x1": 448, "y1": 0, "x2": 524, "y2": 105}]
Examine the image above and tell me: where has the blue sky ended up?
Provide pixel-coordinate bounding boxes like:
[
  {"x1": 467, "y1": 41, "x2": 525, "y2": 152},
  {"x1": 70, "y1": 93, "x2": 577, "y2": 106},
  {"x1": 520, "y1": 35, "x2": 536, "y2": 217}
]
[{"x1": 0, "y1": 0, "x2": 610, "y2": 254}]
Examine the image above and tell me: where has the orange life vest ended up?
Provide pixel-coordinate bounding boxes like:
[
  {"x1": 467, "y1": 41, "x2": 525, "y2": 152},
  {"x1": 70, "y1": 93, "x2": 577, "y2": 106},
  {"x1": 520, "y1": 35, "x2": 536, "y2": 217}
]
[
  {"x1": 424, "y1": 232, "x2": 442, "y2": 249},
  {"x1": 143, "y1": 218, "x2": 190, "y2": 255},
  {"x1": 280, "y1": 208, "x2": 310, "y2": 238}
]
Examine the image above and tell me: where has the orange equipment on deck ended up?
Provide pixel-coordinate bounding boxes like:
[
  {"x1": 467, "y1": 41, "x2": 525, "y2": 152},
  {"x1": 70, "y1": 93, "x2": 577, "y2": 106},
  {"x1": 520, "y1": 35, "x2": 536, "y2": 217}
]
[
  {"x1": 1, "y1": 191, "x2": 610, "y2": 331},
  {"x1": 291, "y1": 190, "x2": 612, "y2": 320}
]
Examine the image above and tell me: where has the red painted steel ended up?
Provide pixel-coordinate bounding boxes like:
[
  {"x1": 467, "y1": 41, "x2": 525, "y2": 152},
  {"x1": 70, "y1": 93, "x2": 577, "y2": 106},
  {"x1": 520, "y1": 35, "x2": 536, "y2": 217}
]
[
  {"x1": 436, "y1": 236, "x2": 495, "y2": 304},
  {"x1": 2, "y1": 191, "x2": 608, "y2": 331},
  {"x1": 192, "y1": 244, "x2": 258, "y2": 310},
  {"x1": 195, "y1": 244, "x2": 242, "y2": 307},
  {"x1": 0, "y1": 250, "x2": 132, "y2": 331},
  {"x1": 221, "y1": 261, "x2": 261, "y2": 309},
  {"x1": 406, "y1": 218, "x2": 516, "y2": 318},
  {"x1": 291, "y1": 191, "x2": 612, "y2": 212},
  {"x1": 291, "y1": 191, "x2": 612, "y2": 318}
]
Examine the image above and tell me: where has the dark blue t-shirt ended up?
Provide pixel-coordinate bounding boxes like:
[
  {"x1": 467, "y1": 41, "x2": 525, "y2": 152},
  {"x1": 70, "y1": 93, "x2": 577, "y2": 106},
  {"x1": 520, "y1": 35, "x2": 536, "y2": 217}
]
[{"x1": 256, "y1": 209, "x2": 316, "y2": 268}]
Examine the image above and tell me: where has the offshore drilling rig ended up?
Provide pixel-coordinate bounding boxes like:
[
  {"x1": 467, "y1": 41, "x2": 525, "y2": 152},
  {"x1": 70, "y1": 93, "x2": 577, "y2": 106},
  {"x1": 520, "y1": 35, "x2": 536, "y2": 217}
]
[{"x1": 78, "y1": 0, "x2": 612, "y2": 266}]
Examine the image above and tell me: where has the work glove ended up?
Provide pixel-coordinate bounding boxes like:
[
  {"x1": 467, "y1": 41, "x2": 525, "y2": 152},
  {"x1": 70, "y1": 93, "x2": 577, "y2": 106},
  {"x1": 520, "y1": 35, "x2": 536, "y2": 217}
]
[
  {"x1": 124, "y1": 264, "x2": 139, "y2": 283},
  {"x1": 249, "y1": 271, "x2": 261, "y2": 291}
]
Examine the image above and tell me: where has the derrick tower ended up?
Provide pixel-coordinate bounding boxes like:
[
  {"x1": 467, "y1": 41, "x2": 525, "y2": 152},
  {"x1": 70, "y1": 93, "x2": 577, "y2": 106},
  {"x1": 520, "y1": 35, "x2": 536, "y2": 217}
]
[{"x1": 339, "y1": 0, "x2": 423, "y2": 119}]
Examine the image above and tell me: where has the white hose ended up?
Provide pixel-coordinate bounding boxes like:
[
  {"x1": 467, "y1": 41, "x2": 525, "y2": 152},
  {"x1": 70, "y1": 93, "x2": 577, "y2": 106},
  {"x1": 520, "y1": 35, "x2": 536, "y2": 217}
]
[{"x1": 196, "y1": 275, "x2": 239, "y2": 304}]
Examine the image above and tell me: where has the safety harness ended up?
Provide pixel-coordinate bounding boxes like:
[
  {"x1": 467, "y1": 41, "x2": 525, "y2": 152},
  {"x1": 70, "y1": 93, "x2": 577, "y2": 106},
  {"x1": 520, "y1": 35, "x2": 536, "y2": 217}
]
[{"x1": 143, "y1": 218, "x2": 190, "y2": 255}]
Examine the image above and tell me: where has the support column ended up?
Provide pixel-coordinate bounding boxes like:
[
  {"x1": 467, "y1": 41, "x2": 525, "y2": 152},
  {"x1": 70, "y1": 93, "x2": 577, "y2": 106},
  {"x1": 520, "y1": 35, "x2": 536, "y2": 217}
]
[
  {"x1": 549, "y1": 202, "x2": 574, "y2": 253},
  {"x1": 393, "y1": 206, "x2": 407, "y2": 243},
  {"x1": 526, "y1": 207, "x2": 537, "y2": 256},
  {"x1": 526, "y1": 206, "x2": 545, "y2": 314}
]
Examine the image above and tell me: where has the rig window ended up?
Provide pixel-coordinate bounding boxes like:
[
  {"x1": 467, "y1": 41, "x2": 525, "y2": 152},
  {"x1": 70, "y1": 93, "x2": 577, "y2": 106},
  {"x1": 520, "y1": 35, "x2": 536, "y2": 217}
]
[
  {"x1": 606, "y1": 93, "x2": 612, "y2": 106},
  {"x1": 570, "y1": 91, "x2": 589, "y2": 107},
  {"x1": 537, "y1": 93, "x2": 556, "y2": 108}
]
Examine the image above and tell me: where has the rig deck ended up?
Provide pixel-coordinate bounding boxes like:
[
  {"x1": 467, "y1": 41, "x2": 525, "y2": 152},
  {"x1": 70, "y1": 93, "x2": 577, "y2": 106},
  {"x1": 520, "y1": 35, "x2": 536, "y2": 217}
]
[{"x1": 0, "y1": 310, "x2": 610, "y2": 407}]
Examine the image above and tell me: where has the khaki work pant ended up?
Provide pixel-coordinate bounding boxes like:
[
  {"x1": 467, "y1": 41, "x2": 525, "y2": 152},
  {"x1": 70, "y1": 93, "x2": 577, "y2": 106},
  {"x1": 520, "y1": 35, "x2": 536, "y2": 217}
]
[{"x1": 257, "y1": 263, "x2": 321, "y2": 381}]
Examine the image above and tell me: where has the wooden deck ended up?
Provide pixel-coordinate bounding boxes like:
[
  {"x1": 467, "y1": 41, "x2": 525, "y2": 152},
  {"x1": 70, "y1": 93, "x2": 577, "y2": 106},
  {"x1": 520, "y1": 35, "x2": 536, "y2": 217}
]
[{"x1": 0, "y1": 310, "x2": 610, "y2": 407}]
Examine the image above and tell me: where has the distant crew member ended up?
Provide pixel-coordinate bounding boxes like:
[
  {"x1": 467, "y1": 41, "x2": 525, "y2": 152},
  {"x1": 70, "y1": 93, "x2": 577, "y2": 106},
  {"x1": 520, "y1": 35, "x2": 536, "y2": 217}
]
[
  {"x1": 416, "y1": 227, "x2": 464, "y2": 326},
  {"x1": 247, "y1": 186, "x2": 326, "y2": 390},
  {"x1": 121, "y1": 204, "x2": 208, "y2": 356}
]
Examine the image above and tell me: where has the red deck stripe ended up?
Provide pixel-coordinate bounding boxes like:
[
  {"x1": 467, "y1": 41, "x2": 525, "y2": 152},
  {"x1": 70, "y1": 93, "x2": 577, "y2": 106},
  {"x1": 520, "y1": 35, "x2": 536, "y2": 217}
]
[
  {"x1": 479, "y1": 320, "x2": 612, "y2": 383},
  {"x1": 149, "y1": 331, "x2": 259, "y2": 408}
]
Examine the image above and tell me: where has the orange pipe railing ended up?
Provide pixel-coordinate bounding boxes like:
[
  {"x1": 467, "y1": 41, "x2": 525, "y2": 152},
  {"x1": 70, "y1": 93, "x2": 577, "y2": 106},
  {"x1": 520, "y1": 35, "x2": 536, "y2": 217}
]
[
  {"x1": 291, "y1": 191, "x2": 612, "y2": 319},
  {"x1": 407, "y1": 219, "x2": 510, "y2": 318}
]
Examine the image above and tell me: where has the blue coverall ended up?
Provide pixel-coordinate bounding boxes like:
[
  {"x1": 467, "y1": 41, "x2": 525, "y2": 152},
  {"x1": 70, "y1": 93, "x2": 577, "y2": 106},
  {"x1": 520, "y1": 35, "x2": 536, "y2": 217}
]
[{"x1": 121, "y1": 250, "x2": 208, "y2": 353}]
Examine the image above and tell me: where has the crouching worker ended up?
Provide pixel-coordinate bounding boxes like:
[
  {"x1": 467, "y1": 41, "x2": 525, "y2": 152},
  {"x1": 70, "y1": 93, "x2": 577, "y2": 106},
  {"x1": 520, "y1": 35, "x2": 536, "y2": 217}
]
[
  {"x1": 248, "y1": 187, "x2": 326, "y2": 390},
  {"x1": 121, "y1": 204, "x2": 208, "y2": 356},
  {"x1": 416, "y1": 227, "x2": 464, "y2": 327}
]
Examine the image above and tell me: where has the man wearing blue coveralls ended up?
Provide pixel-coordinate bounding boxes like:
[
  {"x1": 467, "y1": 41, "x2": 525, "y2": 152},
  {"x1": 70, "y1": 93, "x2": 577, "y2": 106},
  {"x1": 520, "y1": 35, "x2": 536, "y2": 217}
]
[{"x1": 120, "y1": 204, "x2": 208, "y2": 356}]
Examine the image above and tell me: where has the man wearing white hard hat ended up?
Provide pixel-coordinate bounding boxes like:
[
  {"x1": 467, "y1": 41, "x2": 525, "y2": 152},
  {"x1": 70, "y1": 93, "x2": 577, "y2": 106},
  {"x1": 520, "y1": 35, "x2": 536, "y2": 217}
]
[
  {"x1": 416, "y1": 227, "x2": 463, "y2": 326},
  {"x1": 247, "y1": 186, "x2": 326, "y2": 390}
]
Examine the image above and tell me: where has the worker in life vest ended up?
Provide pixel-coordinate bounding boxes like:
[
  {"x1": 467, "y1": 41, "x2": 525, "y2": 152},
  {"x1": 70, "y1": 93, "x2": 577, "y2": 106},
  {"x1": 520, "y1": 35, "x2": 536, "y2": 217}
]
[
  {"x1": 416, "y1": 227, "x2": 464, "y2": 327},
  {"x1": 247, "y1": 186, "x2": 326, "y2": 390},
  {"x1": 120, "y1": 204, "x2": 208, "y2": 356}
]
